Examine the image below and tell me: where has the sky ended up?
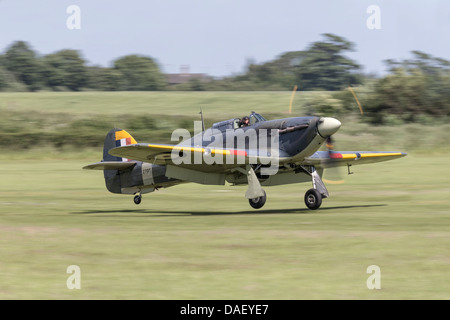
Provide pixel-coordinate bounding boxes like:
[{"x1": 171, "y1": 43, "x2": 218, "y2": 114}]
[{"x1": 0, "y1": 0, "x2": 449, "y2": 77}]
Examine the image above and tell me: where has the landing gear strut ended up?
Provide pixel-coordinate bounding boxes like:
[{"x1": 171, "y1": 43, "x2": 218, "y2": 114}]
[{"x1": 234, "y1": 165, "x2": 267, "y2": 209}]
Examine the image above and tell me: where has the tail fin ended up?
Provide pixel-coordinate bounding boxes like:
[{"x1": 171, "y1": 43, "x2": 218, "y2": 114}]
[
  {"x1": 103, "y1": 128, "x2": 138, "y2": 162},
  {"x1": 84, "y1": 128, "x2": 178, "y2": 197},
  {"x1": 103, "y1": 128, "x2": 138, "y2": 193}
]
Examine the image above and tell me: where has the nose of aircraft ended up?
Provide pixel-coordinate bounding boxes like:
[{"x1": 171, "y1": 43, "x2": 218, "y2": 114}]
[{"x1": 317, "y1": 117, "x2": 342, "y2": 137}]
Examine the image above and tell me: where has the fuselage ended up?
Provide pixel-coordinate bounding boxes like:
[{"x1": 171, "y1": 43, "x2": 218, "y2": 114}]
[{"x1": 184, "y1": 114, "x2": 341, "y2": 162}]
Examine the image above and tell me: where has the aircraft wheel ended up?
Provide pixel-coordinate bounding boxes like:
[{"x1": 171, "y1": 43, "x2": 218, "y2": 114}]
[
  {"x1": 304, "y1": 189, "x2": 322, "y2": 210},
  {"x1": 249, "y1": 190, "x2": 266, "y2": 209},
  {"x1": 133, "y1": 195, "x2": 142, "y2": 205}
]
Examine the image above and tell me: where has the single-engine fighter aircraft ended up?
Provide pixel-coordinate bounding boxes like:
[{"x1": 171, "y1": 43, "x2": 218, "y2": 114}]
[{"x1": 83, "y1": 112, "x2": 406, "y2": 210}]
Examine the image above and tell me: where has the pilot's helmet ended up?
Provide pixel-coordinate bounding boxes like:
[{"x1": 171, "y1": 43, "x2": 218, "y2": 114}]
[{"x1": 242, "y1": 116, "x2": 250, "y2": 122}]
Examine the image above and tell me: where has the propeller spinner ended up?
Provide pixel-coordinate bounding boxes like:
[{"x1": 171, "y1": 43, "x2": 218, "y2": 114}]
[{"x1": 317, "y1": 117, "x2": 341, "y2": 138}]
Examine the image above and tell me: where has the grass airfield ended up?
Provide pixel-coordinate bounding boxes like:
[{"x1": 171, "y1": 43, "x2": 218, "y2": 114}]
[
  {"x1": 0, "y1": 91, "x2": 449, "y2": 299},
  {"x1": 1, "y1": 152, "x2": 449, "y2": 299}
]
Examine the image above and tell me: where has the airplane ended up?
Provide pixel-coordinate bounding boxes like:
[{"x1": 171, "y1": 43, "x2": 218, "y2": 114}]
[{"x1": 83, "y1": 111, "x2": 406, "y2": 210}]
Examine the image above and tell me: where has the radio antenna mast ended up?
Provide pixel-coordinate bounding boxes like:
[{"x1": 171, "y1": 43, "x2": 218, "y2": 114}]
[{"x1": 199, "y1": 107, "x2": 205, "y2": 131}]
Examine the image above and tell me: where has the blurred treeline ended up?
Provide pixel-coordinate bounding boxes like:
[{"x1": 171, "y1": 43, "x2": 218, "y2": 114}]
[
  {"x1": 0, "y1": 33, "x2": 449, "y2": 124},
  {"x1": 3, "y1": 109, "x2": 449, "y2": 153}
]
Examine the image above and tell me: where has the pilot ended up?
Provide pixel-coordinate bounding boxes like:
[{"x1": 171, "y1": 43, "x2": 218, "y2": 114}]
[{"x1": 240, "y1": 116, "x2": 250, "y2": 127}]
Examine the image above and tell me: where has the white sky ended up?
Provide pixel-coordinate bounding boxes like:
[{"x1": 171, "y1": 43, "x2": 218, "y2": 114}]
[{"x1": 0, "y1": 0, "x2": 449, "y2": 77}]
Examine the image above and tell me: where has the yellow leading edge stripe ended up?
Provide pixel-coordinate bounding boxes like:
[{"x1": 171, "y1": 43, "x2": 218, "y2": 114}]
[
  {"x1": 323, "y1": 153, "x2": 403, "y2": 185},
  {"x1": 147, "y1": 144, "x2": 233, "y2": 155},
  {"x1": 341, "y1": 152, "x2": 403, "y2": 160},
  {"x1": 143, "y1": 145, "x2": 403, "y2": 159}
]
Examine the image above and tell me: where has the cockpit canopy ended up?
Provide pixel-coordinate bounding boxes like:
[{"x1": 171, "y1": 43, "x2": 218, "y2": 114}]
[
  {"x1": 211, "y1": 111, "x2": 266, "y2": 132},
  {"x1": 249, "y1": 111, "x2": 266, "y2": 124}
]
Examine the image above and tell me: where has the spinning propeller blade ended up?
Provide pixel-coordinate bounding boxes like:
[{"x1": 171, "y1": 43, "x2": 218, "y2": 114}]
[{"x1": 322, "y1": 127, "x2": 345, "y2": 184}]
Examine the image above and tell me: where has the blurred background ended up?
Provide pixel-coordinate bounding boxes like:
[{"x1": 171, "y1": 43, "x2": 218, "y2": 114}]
[
  {"x1": 0, "y1": 0, "x2": 448, "y2": 150},
  {"x1": 0, "y1": 0, "x2": 450, "y2": 152}
]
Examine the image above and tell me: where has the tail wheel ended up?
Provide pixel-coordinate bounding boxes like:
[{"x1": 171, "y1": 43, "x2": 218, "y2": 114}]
[
  {"x1": 304, "y1": 189, "x2": 322, "y2": 210},
  {"x1": 249, "y1": 190, "x2": 266, "y2": 209},
  {"x1": 133, "y1": 195, "x2": 142, "y2": 205}
]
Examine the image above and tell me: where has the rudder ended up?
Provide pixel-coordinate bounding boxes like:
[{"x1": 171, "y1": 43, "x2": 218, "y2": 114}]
[{"x1": 103, "y1": 128, "x2": 138, "y2": 193}]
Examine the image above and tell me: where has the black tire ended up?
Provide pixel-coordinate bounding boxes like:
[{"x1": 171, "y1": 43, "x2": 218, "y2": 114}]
[
  {"x1": 249, "y1": 190, "x2": 267, "y2": 209},
  {"x1": 133, "y1": 195, "x2": 142, "y2": 205},
  {"x1": 304, "y1": 189, "x2": 322, "y2": 210}
]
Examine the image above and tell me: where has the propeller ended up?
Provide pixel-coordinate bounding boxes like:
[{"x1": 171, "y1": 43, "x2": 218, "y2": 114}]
[
  {"x1": 325, "y1": 136, "x2": 335, "y2": 154},
  {"x1": 322, "y1": 137, "x2": 346, "y2": 184},
  {"x1": 317, "y1": 118, "x2": 345, "y2": 184},
  {"x1": 316, "y1": 87, "x2": 364, "y2": 184},
  {"x1": 287, "y1": 85, "x2": 364, "y2": 184}
]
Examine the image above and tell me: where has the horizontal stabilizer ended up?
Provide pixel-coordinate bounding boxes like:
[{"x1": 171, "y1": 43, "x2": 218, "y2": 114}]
[{"x1": 82, "y1": 161, "x2": 137, "y2": 171}]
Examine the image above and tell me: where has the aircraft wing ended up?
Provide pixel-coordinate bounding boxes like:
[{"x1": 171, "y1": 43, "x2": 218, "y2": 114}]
[
  {"x1": 302, "y1": 151, "x2": 407, "y2": 168},
  {"x1": 109, "y1": 143, "x2": 248, "y2": 167}
]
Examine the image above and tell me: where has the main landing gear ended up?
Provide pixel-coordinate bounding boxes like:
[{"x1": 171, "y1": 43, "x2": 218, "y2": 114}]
[
  {"x1": 301, "y1": 166, "x2": 329, "y2": 210},
  {"x1": 241, "y1": 165, "x2": 329, "y2": 210},
  {"x1": 233, "y1": 165, "x2": 268, "y2": 210}
]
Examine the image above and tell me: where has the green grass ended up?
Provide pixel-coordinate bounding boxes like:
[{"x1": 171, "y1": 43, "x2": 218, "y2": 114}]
[
  {"x1": 0, "y1": 91, "x2": 306, "y2": 116},
  {"x1": 0, "y1": 152, "x2": 449, "y2": 299}
]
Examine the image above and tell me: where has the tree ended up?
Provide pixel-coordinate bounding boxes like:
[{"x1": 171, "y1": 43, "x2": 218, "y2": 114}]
[
  {"x1": 294, "y1": 34, "x2": 362, "y2": 91},
  {"x1": 365, "y1": 69, "x2": 428, "y2": 123},
  {"x1": 365, "y1": 52, "x2": 450, "y2": 123},
  {"x1": 216, "y1": 54, "x2": 297, "y2": 91},
  {"x1": 216, "y1": 34, "x2": 362, "y2": 91},
  {"x1": 114, "y1": 55, "x2": 166, "y2": 91},
  {"x1": 0, "y1": 66, "x2": 9, "y2": 90},
  {"x1": 42, "y1": 50, "x2": 88, "y2": 91},
  {"x1": 86, "y1": 66, "x2": 124, "y2": 91},
  {"x1": 4, "y1": 41, "x2": 43, "y2": 91}
]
